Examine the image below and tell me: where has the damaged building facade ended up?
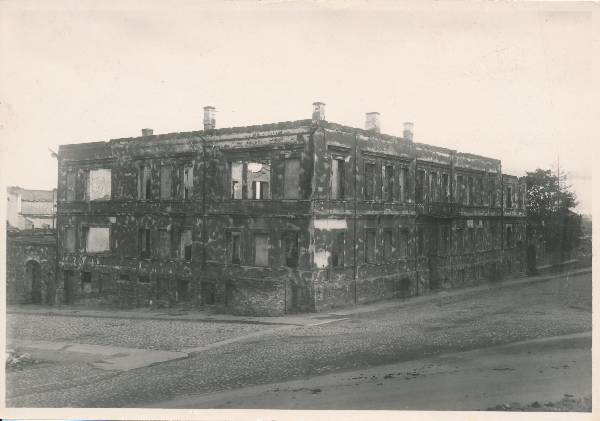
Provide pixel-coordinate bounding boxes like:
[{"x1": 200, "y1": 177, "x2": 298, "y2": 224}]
[{"x1": 55, "y1": 103, "x2": 527, "y2": 315}]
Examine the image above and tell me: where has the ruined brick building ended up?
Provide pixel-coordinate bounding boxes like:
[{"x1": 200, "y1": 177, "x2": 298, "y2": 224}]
[{"x1": 55, "y1": 103, "x2": 527, "y2": 315}]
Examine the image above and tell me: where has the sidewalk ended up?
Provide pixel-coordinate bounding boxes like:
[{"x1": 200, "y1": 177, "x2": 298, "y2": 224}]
[{"x1": 7, "y1": 267, "x2": 591, "y2": 325}]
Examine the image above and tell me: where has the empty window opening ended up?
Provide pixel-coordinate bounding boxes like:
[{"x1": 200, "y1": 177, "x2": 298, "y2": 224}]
[
  {"x1": 506, "y1": 226, "x2": 513, "y2": 248},
  {"x1": 284, "y1": 158, "x2": 301, "y2": 199},
  {"x1": 228, "y1": 231, "x2": 242, "y2": 264},
  {"x1": 477, "y1": 177, "x2": 484, "y2": 206},
  {"x1": 248, "y1": 162, "x2": 270, "y2": 199},
  {"x1": 160, "y1": 165, "x2": 172, "y2": 199},
  {"x1": 416, "y1": 170, "x2": 425, "y2": 203},
  {"x1": 76, "y1": 170, "x2": 88, "y2": 201},
  {"x1": 331, "y1": 231, "x2": 345, "y2": 267},
  {"x1": 331, "y1": 158, "x2": 345, "y2": 199},
  {"x1": 506, "y1": 186, "x2": 513, "y2": 208},
  {"x1": 180, "y1": 229, "x2": 192, "y2": 261},
  {"x1": 81, "y1": 271, "x2": 92, "y2": 294},
  {"x1": 489, "y1": 176, "x2": 497, "y2": 207},
  {"x1": 384, "y1": 165, "x2": 394, "y2": 202},
  {"x1": 284, "y1": 232, "x2": 299, "y2": 268},
  {"x1": 383, "y1": 229, "x2": 393, "y2": 260},
  {"x1": 441, "y1": 173, "x2": 449, "y2": 202},
  {"x1": 66, "y1": 171, "x2": 76, "y2": 201},
  {"x1": 253, "y1": 233, "x2": 269, "y2": 266},
  {"x1": 467, "y1": 176, "x2": 474, "y2": 206},
  {"x1": 183, "y1": 164, "x2": 194, "y2": 200},
  {"x1": 88, "y1": 169, "x2": 111, "y2": 201},
  {"x1": 429, "y1": 171, "x2": 438, "y2": 202},
  {"x1": 138, "y1": 228, "x2": 151, "y2": 258},
  {"x1": 365, "y1": 229, "x2": 376, "y2": 263},
  {"x1": 139, "y1": 165, "x2": 152, "y2": 200},
  {"x1": 230, "y1": 161, "x2": 243, "y2": 199},
  {"x1": 364, "y1": 163, "x2": 375, "y2": 200},
  {"x1": 82, "y1": 226, "x2": 110, "y2": 253},
  {"x1": 457, "y1": 175, "x2": 464, "y2": 204},
  {"x1": 400, "y1": 167, "x2": 409, "y2": 202},
  {"x1": 64, "y1": 226, "x2": 76, "y2": 252}
]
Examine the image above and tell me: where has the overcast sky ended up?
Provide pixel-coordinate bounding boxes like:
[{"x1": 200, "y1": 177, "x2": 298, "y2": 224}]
[{"x1": 0, "y1": 1, "x2": 595, "y2": 214}]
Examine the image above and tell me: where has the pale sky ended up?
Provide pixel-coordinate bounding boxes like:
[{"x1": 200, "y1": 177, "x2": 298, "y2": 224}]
[{"x1": 0, "y1": 1, "x2": 595, "y2": 214}]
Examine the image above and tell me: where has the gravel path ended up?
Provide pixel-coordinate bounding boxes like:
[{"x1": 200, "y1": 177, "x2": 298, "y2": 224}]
[{"x1": 6, "y1": 273, "x2": 592, "y2": 408}]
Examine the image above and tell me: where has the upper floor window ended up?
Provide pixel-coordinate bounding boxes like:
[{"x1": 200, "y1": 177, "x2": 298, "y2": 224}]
[
  {"x1": 227, "y1": 231, "x2": 242, "y2": 264},
  {"x1": 384, "y1": 165, "x2": 394, "y2": 202},
  {"x1": 138, "y1": 228, "x2": 151, "y2": 258},
  {"x1": 489, "y1": 176, "x2": 497, "y2": 207},
  {"x1": 456, "y1": 175, "x2": 464, "y2": 204},
  {"x1": 180, "y1": 229, "x2": 193, "y2": 261},
  {"x1": 82, "y1": 226, "x2": 110, "y2": 253},
  {"x1": 400, "y1": 167, "x2": 410, "y2": 202},
  {"x1": 160, "y1": 164, "x2": 172, "y2": 200},
  {"x1": 383, "y1": 229, "x2": 393, "y2": 260},
  {"x1": 441, "y1": 173, "x2": 449, "y2": 202},
  {"x1": 476, "y1": 177, "x2": 484, "y2": 206},
  {"x1": 467, "y1": 176, "x2": 474, "y2": 206},
  {"x1": 284, "y1": 158, "x2": 300, "y2": 199},
  {"x1": 399, "y1": 229, "x2": 409, "y2": 258},
  {"x1": 230, "y1": 161, "x2": 271, "y2": 200},
  {"x1": 88, "y1": 169, "x2": 111, "y2": 201},
  {"x1": 66, "y1": 171, "x2": 76, "y2": 201},
  {"x1": 364, "y1": 162, "x2": 375, "y2": 201},
  {"x1": 64, "y1": 226, "x2": 76, "y2": 252},
  {"x1": 506, "y1": 186, "x2": 513, "y2": 208},
  {"x1": 331, "y1": 157, "x2": 345, "y2": 200},
  {"x1": 138, "y1": 165, "x2": 152, "y2": 200},
  {"x1": 415, "y1": 170, "x2": 425, "y2": 204},
  {"x1": 429, "y1": 171, "x2": 438, "y2": 202},
  {"x1": 183, "y1": 164, "x2": 194, "y2": 200}
]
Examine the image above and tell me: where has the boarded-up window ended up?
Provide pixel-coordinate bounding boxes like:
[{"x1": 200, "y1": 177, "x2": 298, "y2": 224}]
[
  {"x1": 183, "y1": 165, "x2": 194, "y2": 200},
  {"x1": 160, "y1": 165, "x2": 172, "y2": 199},
  {"x1": 84, "y1": 226, "x2": 110, "y2": 253},
  {"x1": 283, "y1": 231, "x2": 299, "y2": 268},
  {"x1": 139, "y1": 165, "x2": 152, "y2": 199},
  {"x1": 180, "y1": 229, "x2": 192, "y2": 261},
  {"x1": 228, "y1": 231, "x2": 241, "y2": 264},
  {"x1": 365, "y1": 229, "x2": 376, "y2": 263},
  {"x1": 331, "y1": 158, "x2": 345, "y2": 199},
  {"x1": 253, "y1": 233, "x2": 269, "y2": 266},
  {"x1": 331, "y1": 231, "x2": 345, "y2": 267},
  {"x1": 230, "y1": 161, "x2": 243, "y2": 199},
  {"x1": 400, "y1": 167, "x2": 409, "y2": 202},
  {"x1": 88, "y1": 169, "x2": 111, "y2": 201},
  {"x1": 384, "y1": 165, "x2": 394, "y2": 202},
  {"x1": 399, "y1": 229, "x2": 409, "y2": 257},
  {"x1": 364, "y1": 163, "x2": 375, "y2": 200},
  {"x1": 383, "y1": 229, "x2": 393, "y2": 260},
  {"x1": 284, "y1": 158, "x2": 301, "y2": 199},
  {"x1": 64, "y1": 227, "x2": 76, "y2": 252},
  {"x1": 66, "y1": 171, "x2": 76, "y2": 201},
  {"x1": 247, "y1": 161, "x2": 270, "y2": 199},
  {"x1": 157, "y1": 230, "x2": 171, "y2": 259},
  {"x1": 138, "y1": 228, "x2": 151, "y2": 258}
]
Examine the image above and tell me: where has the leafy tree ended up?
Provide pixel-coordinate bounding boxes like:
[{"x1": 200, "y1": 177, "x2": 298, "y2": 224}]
[{"x1": 525, "y1": 168, "x2": 581, "y2": 260}]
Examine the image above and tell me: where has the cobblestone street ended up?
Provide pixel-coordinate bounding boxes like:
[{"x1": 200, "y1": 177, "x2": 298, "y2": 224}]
[{"x1": 6, "y1": 271, "x2": 592, "y2": 408}]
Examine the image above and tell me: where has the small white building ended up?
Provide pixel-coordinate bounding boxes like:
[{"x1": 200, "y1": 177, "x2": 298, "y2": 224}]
[{"x1": 7, "y1": 186, "x2": 57, "y2": 230}]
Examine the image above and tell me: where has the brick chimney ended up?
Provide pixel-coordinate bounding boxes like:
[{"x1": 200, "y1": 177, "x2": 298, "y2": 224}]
[
  {"x1": 141, "y1": 128, "x2": 153, "y2": 136},
  {"x1": 365, "y1": 112, "x2": 380, "y2": 133},
  {"x1": 203, "y1": 106, "x2": 216, "y2": 130},
  {"x1": 312, "y1": 102, "x2": 326, "y2": 122},
  {"x1": 403, "y1": 122, "x2": 414, "y2": 141}
]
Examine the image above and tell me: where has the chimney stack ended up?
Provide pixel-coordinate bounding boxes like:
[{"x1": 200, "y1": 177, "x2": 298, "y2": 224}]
[
  {"x1": 365, "y1": 112, "x2": 381, "y2": 133},
  {"x1": 141, "y1": 128, "x2": 153, "y2": 136},
  {"x1": 203, "y1": 106, "x2": 216, "y2": 130},
  {"x1": 312, "y1": 102, "x2": 326, "y2": 122},
  {"x1": 403, "y1": 122, "x2": 414, "y2": 141}
]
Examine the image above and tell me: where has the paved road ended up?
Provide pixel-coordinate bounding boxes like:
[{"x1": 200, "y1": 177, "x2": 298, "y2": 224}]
[
  {"x1": 150, "y1": 333, "x2": 590, "y2": 410},
  {"x1": 6, "y1": 271, "x2": 592, "y2": 408}
]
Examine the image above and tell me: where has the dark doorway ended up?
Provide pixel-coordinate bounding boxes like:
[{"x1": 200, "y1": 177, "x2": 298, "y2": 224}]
[
  {"x1": 64, "y1": 270, "x2": 75, "y2": 304},
  {"x1": 26, "y1": 260, "x2": 42, "y2": 304},
  {"x1": 201, "y1": 282, "x2": 215, "y2": 305},
  {"x1": 527, "y1": 244, "x2": 537, "y2": 275},
  {"x1": 176, "y1": 279, "x2": 190, "y2": 303}
]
